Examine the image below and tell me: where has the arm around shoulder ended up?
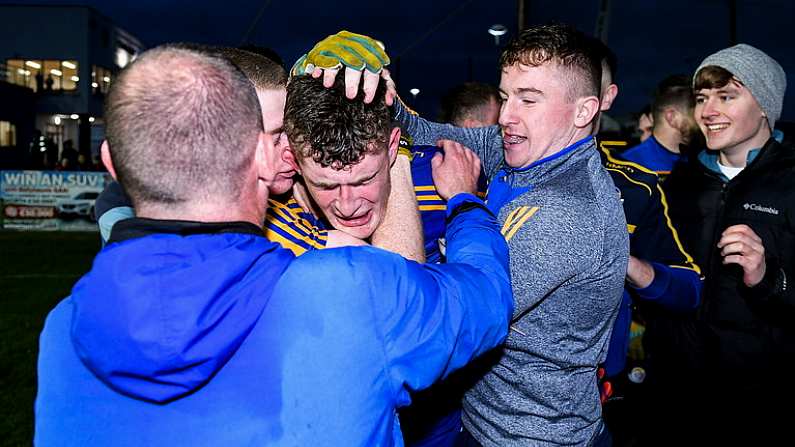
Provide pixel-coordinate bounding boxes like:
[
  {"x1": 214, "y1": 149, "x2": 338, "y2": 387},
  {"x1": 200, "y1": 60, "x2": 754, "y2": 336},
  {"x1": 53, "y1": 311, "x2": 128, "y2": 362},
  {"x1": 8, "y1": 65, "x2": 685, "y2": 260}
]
[
  {"x1": 370, "y1": 154, "x2": 425, "y2": 262},
  {"x1": 374, "y1": 193, "x2": 512, "y2": 393},
  {"x1": 393, "y1": 99, "x2": 501, "y2": 164}
]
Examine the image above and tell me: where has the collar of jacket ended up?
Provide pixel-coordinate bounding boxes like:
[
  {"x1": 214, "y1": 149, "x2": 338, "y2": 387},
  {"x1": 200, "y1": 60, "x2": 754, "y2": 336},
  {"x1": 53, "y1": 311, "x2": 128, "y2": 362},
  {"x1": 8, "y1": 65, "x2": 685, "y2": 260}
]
[
  {"x1": 108, "y1": 217, "x2": 264, "y2": 244},
  {"x1": 497, "y1": 136, "x2": 595, "y2": 186},
  {"x1": 697, "y1": 144, "x2": 763, "y2": 182},
  {"x1": 697, "y1": 138, "x2": 795, "y2": 183},
  {"x1": 648, "y1": 135, "x2": 672, "y2": 154}
]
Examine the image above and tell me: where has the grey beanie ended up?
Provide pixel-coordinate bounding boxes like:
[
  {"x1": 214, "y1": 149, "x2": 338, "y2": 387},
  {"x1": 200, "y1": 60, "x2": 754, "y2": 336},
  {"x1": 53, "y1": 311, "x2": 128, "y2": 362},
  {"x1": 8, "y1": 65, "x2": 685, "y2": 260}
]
[{"x1": 695, "y1": 43, "x2": 787, "y2": 130}]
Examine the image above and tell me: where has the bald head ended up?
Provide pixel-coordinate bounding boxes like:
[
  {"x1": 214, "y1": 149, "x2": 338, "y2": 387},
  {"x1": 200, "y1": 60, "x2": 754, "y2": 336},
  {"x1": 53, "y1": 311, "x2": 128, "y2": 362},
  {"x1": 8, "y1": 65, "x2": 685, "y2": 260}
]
[{"x1": 104, "y1": 44, "x2": 263, "y2": 209}]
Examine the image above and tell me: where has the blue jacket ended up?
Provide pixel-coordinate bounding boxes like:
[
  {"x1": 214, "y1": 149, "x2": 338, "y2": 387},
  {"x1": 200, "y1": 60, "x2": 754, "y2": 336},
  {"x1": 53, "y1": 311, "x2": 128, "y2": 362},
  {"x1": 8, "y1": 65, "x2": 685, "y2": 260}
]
[
  {"x1": 35, "y1": 194, "x2": 513, "y2": 447},
  {"x1": 410, "y1": 144, "x2": 487, "y2": 264}
]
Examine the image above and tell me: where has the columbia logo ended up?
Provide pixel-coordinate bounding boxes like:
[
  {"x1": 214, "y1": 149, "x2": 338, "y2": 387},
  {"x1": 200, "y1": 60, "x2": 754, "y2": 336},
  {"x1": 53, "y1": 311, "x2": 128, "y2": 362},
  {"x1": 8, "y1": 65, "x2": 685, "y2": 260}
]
[{"x1": 743, "y1": 203, "x2": 779, "y2": 215}]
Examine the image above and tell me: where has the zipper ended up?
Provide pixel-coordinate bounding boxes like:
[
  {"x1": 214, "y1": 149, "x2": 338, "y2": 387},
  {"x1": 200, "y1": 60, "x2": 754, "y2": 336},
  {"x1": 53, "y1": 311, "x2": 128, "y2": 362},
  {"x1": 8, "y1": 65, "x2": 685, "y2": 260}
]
[{"x1": 703, "y1": 181, "x2": 730, "y2": 320}]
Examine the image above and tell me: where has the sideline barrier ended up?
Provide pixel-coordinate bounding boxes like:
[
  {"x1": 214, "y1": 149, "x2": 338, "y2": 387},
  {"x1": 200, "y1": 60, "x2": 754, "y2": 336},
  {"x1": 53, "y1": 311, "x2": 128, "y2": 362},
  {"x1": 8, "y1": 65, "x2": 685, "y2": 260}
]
[{"x1": 0, "y1": 170, "x2": 110, "y2": 231}]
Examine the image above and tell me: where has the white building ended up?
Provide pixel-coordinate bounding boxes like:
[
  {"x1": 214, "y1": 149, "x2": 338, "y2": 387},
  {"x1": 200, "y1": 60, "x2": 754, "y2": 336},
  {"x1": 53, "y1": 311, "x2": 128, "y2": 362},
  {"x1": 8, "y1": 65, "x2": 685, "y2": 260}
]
[{"x1": 0, "y1": 4, "x2": 142, "y2": 166}]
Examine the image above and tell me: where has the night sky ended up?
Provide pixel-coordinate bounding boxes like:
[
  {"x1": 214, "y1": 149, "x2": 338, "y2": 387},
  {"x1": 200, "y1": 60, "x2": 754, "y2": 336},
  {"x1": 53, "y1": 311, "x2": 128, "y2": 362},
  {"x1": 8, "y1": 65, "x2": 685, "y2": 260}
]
[{"x1": 5, "y1": 0, "x2": 793, "y2": 123}]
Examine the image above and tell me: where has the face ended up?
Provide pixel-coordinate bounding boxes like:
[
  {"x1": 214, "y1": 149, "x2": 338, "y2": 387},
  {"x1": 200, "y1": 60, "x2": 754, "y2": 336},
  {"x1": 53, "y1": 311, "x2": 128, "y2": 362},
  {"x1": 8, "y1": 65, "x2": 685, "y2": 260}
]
[
  {"x1": 638, "y1": 113, "x2": 653, "y2": 142},
  {"x1": 296, "y1": 139, "x2": 396, "y2": 240},
  {"x1": 256, "y1": 88, "x2": 295, "y2": 195},
  {"x1": 694, "y1": 79, "x2": 769, "y2": 155},
  {"x1": 498, "y1": 63, "x2": 586, "y2": 168}
]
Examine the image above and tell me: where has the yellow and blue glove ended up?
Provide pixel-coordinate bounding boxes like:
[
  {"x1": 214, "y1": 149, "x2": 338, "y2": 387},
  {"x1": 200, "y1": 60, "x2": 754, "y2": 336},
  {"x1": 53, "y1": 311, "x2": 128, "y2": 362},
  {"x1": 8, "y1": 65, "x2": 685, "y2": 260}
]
[
  {"x1": 291, "y1": 30, "x2": 390, "y2": 77},
  {"x1": 397, "y1": 133, "x2": 414, "y2": 161}
]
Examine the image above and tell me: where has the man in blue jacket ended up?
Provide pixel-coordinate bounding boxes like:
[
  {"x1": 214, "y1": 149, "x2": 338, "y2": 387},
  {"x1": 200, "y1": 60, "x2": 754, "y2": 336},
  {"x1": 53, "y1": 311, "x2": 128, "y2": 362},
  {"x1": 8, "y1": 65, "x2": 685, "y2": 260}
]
[
  {"x1": 35, "y1": 43, "x2": 513, "y2": 447},
  {"x1": 619, "y1": 75, "x2": 701, "y2": 179}
]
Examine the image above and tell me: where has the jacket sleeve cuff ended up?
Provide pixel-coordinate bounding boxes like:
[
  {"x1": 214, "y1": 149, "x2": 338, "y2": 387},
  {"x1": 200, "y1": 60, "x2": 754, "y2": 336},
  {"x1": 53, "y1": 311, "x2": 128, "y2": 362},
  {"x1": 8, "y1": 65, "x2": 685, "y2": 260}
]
[
  {"x1": 632, "y1": 263, "x2": 703, "y2": 312},
  {"x1": 631, "y1": 262, "x2": 670, "y2": 301},
  {"x1": 445, "y1": 193, "x2": 488, "y2": 220},
  {"x1": 742, "y1": 258, "x2": 785, "y2": 302}
]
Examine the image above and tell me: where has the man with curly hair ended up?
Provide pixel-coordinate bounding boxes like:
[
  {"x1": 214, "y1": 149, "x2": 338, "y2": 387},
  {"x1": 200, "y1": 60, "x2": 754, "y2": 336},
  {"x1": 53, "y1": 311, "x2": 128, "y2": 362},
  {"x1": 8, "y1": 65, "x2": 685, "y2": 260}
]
[{"x1": 298, "y1": 25, "x2": 629, "y2": 445}]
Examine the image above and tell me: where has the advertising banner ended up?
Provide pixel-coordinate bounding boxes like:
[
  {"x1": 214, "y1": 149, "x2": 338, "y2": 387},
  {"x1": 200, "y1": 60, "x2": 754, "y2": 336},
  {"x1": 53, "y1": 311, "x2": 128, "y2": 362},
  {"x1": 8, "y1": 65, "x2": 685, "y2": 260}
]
[{"x1": 0, "y1": 170, "x2": 111, "y2": 231}]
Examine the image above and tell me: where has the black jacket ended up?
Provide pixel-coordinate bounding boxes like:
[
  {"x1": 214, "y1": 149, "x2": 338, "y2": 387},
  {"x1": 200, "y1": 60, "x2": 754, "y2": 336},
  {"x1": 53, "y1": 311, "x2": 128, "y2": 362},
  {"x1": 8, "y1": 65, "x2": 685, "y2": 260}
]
[{"x1": 663, "y1": 137, "x2": 795, "y2": 389}]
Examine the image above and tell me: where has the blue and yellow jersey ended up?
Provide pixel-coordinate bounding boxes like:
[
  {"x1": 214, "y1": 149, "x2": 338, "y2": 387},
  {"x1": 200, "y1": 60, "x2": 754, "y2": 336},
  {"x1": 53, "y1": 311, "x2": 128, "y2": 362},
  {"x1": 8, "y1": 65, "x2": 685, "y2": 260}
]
[
  {"x1": 410, "y1": 144, "x2": 487, "y2": 263},
  {"x1": 264, "y1": 197, "x2": 328, "y2": 256},
  {"x1": 598, "y1": 140, "x2": 702, "y2": 377},
  {"x1": 599, "y1": 141, "x2": 698, "y2": 273},
  {"x1": 599, "y1": 139, "x2": 631, "y2": 155},
  {"x1": 618, "y1": 136, "x2": 687, "y2": 181},
  {"x1": 263, "y1": 140, "x2": 487, "y2": 263}
]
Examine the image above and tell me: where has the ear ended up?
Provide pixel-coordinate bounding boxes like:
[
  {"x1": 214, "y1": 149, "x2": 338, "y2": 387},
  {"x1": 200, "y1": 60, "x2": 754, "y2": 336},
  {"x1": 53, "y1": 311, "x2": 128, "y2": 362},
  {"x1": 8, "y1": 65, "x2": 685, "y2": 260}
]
[
  {"x1": 287, "y1": 147, "x2": 304, "y2": 175},
  {"x1": 574, "y1": 96, "x2": 601, "y2": 129},
  {"x1": 254, "y1": 131, "x2": 274, "y2": 185},
  {"x1": 600, "y1": 84, "x2": 619, "y2": 112},
  {"x1": 663, "y1": 108, "x2": 677, "y2": 128},
  {"x1": 100, "y1": 140, "x2": 117, "y2": 180},
  {"x1": 644, "y1": 112, "x2": 654, "y2": 127},
  {"x1": 387, "y1": 127, "x2": 401, "y2": 166},
  {"x1": 283, "y1": 147, "x2": 299, "y2": 172}
]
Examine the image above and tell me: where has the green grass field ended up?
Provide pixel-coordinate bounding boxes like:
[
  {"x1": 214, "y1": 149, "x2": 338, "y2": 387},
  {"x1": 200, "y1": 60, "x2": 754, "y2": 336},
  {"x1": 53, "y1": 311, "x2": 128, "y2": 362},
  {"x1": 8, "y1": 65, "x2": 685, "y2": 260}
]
[{"x1": 0, "y1": 231, "x2": 100, "y2": 446}]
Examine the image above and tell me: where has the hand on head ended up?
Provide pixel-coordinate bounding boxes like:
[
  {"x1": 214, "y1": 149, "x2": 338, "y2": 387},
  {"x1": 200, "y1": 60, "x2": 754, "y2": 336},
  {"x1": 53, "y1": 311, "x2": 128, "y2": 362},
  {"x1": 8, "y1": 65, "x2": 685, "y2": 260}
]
[{"x1": 292, "y1": 30, "x2": 397, "y2": 104}]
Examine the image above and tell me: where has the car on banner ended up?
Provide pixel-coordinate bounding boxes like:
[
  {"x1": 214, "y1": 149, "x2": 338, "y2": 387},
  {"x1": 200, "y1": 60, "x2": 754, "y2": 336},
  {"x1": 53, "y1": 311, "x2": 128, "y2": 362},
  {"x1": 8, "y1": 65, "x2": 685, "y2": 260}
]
[{"x1": 55, "y1": 191, "x2": 100, "y2": 221}]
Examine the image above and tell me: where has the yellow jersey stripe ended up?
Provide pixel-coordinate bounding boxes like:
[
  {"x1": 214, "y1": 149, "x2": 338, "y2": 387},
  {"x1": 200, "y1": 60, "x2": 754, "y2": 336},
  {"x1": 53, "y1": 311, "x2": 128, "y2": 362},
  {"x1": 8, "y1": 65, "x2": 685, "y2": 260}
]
[
  {"x1": 627, "y1": 224, "x2": 637, "y2": 234},
  {"x1": 267, "y1": 235, "x2": 309, "y2": 256},
  {"x1": 599, "y1": 144, "x2": 658, "y2": 176},
  {"x1": 502, "y1": 206, "x2": 526, "y2": 234},
  {"x1": 269, "y1": 206, "x2": 314, "y2": 236},
  {"x1": 606, "y1": 167, "x2": 653, "y2": 196},
  {"x1": 504, "y1": 207, "x2": 539, "y2": 241},
  {"x1": 269, "y1": 205, "x2": 319, "y2": 237},
  {"x1": 419, "y1": 205, "x2": 447, "y2": 211},
  {"x1": 272, "y1": 198, "x2": 322, "y2": 236},
  {"x1": 265, "y1": 218, "x2": 327, "y2": 249},
  {"x1": 414, "y1": 186, "x2": 437, "y2": 192},
  {"x1": 416, "y1": 195, "x2": 444, "y2": 202},
  {"x1": 657, "y1": 184, "x2": 701, "y2": 275}
]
